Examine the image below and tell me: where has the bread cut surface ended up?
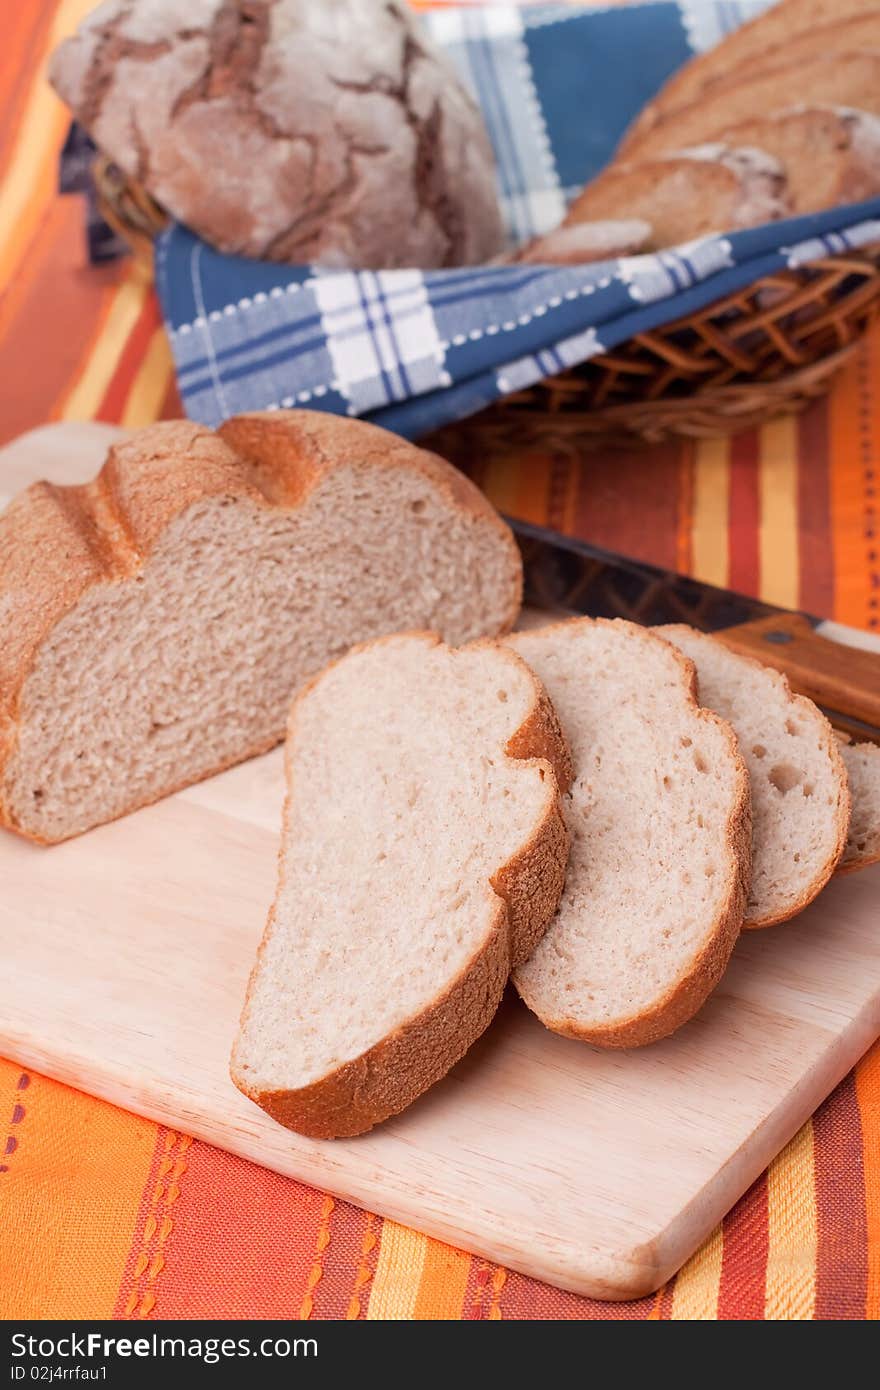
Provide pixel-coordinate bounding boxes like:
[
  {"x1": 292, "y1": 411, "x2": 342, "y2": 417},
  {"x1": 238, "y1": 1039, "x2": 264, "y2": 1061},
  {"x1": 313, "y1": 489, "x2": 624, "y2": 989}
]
[
  {"x1": 506, "y1": 218, "x2": 652, "y2": 265},
  {"x1": 719, "y1": 106, "x2": 880, "y2": 215},
  {"x1": 230, "y1": 631, "x2": 571, "y2": 1138},
  {"x1": 565, "y1": 145, "x2": 787, "y2": 248},
  {"x1": 0, "y1": 412, "x2": 522, "y2": 844},
  {"x1": 661, "y1": 626, "x2": 850, "y2": 927},
  {"x1": 619, "y1": 0, "x2": 877, "y2": 155},
  {"x1": 837, "y1": 739, "x2": 880, "y2": 874},
  {"x1": 506, "y1": 618, "x2": 750, "y2": 1047},
  {"x1": 618, "y1": 53, "x2": 880, "y2": 163}
]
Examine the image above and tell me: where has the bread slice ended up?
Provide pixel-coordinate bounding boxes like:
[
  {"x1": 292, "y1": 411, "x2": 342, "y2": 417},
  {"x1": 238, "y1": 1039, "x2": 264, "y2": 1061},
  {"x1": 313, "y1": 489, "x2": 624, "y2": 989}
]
[
  {"x1": 837, "y1": 738, "x2": 880, "y2": 874},
  {"x1": 661, "y1": 626, "x2": 850, "y2": 927},
  {"x1": 505, "y1": 618, "x2": 750, "y2": 1047},
  {"x1": 619, "y1": 53, "x2": 880, "y2": 163},
  {"x1": 619, "y1": 0, "x2": 877, "y2": 155},
  {"x1": 0, "y1": 412, "x2": 522, "y2": 844},
  {"x1": 230, "y1": 631, "x2": 571, "y2": 1138},
  {"x1": 565, "y1": 145, "x2": 788, "y2": 249},
  {"x1": 718, "y1": 105, "x2": 880, "y2": 214}
]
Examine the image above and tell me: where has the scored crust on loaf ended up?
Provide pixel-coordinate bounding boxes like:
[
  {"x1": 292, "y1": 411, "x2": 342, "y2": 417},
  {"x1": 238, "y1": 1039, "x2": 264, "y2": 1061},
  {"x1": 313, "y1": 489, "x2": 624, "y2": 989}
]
[
  {"x1": 0, "y1": 411, "x2": 522, "y2": 844},
  {"x1": 503, "y1": 219, "x2": 653, "y2": 265},
  {"x1": 661, "y1": 626, "x2": 850, "y2": 928},
  {"x1": 564, "y1": 145, "x2": 788, "y2": 247},
  {"x1": 717, "y1": 106, "x2": 880, "y2": 216},
  {"x1": 230, "y1": 631, "x2": 572, "y2": 1138},
  {"x1": 836, "y1": 738, "x2": 880, "y2": 874},
  {"x1": 48, "y1": 0, "x2": 504, "y2": 269},
  {"x1": 616, "y1": 53, "x2": 880, "y2": 163},
  {"x1": 618, "y1": 0, "x2": 876, "y2": 155},
  {"x1": 506, "y1": 618, "x2": 751, "y2": 1048}
]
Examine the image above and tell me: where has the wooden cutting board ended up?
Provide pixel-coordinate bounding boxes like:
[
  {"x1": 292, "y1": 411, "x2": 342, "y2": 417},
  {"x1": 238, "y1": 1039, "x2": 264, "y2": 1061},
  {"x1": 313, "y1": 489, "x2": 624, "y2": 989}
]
[{"x1": 2, "y1": 423, "x2": 880, "y2": 1301}]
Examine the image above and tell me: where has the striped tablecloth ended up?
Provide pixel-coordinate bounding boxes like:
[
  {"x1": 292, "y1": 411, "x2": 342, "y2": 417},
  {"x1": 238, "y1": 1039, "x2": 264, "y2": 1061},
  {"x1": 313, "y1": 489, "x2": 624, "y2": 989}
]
[{"x1": 1, "y1": 0, "x2": 878, "y2": 1320}]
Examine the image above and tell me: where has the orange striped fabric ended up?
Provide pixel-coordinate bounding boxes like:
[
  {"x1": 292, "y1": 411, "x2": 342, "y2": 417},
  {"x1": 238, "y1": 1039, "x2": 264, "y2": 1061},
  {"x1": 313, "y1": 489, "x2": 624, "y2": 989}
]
[{"x1": 1, "y1": 0, "x2": 879, "y2": 1321}]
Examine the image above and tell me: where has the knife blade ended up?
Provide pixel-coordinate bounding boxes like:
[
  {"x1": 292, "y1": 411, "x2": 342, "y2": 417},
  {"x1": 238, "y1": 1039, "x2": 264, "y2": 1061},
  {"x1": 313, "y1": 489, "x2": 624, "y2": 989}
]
[{"x1": 511, "y1": 518, "x2": 880, "y2": 744}]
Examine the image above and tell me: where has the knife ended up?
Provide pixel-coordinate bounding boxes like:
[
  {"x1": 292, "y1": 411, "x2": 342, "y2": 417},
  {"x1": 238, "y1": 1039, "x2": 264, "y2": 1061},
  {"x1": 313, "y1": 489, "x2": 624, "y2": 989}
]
[{"x1": 511, "y1": 518, "x2": 880, "y2": 745}]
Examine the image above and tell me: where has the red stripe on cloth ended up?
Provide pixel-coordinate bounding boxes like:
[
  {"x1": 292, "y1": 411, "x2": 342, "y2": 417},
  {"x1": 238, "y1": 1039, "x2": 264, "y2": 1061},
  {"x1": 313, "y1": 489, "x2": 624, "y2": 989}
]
[
  {"x1": 96, "y1": 289, "x2": 163, "y2": 422},
  {"x1": 498, "y1": 1267, "x2": 656, "y2": 1319},
  {"x1": 813, "y1": 1074, "x2": 869, "y2": 1319},
  {"x1": 727, "y1": 431, "x2": 760, "y2": 598},
  {"x1": 570, "y1": 443, "x2": 683, "y2": 570},
  {"x1": 797, "y1": 397, "x2": 834, "y2": 619},
  {"x1": 308, "y1": 1202, "x2": 373, "y2": 1320},
  {"x1": 717, "y1": 1172, "x2": 769, "y2": 1319},
  {"x1": 146, "y1": 1140, "x2": 329, "y2": 1320}
]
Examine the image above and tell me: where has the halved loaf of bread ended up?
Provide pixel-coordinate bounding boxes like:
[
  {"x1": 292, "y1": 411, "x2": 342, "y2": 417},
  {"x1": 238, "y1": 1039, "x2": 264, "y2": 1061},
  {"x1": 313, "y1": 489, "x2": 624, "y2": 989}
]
[
  {"x1": 719, "y1": 106, "x2": 880, "y2": 215},
  {"x1": 0, "y1": 412, "x2": 522, "y2": 843},
  {"x1": 619, "y1": 0, "x2": 876, "y2": 155},
  {"x1": 619, "y1": 53, "x2": 880, "y2": 163},
  {"x1": 565, "y1": 145, "x2": 788, "y2": 248},
  {"x1": 505, "y1": 618, "x2": 750, "y2": 1047},
  {"x1": 837, "y1": 738, "x2": 880, "y2": 874},
  {"x1": 661, "y1": 626, "x2": 850, "y2": 927},
  {"x1": 230, "y1": 631, "x2": 571, "y2": 1138}
]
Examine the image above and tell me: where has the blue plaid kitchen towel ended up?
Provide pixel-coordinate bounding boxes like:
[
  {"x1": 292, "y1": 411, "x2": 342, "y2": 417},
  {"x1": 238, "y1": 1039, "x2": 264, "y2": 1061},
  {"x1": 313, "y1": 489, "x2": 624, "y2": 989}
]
[{"x1": 155, "y1": 0, "x2": 880, "y2": 439}]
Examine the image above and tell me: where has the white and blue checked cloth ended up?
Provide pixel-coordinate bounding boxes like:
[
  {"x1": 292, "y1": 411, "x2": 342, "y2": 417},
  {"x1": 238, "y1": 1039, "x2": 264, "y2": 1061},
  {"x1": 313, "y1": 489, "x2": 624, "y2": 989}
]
[{"x1": 155, "y1": 0, "x2": 880, "y2": 439}]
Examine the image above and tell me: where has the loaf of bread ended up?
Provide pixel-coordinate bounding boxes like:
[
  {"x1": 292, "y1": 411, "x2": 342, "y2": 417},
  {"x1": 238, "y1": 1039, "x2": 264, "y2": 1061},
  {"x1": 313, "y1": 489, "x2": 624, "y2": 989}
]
[
  {"x1": 505, "y1": 618, "x2": 750, "y2": 1047},
  {"x1": 565, "y1": 145, "x2": 788, "y2": 248},
  {"x1": 619, "y1": 0, "x2": 877, "y2": 156},
  {"x1": 618, "y1": 53, "x2": 880, "y2": 163},
  {"x1": 503, "y1": 219, "x2": 653, "y2": 265},
  {"x1": 661, "y1": 627, "x2": 850, "y2": 928},
  {"x1": 230, "y1": 631, "x2": 571, "y2": 1137},
  {"x1": 49, "y1": 0, "x2": 504, "y2": 269},
  {"x1": 0, "y1": 412, "x2": 522, "y2": 844},
  {"x1": 718, "y1": 106, "x2": 880, "y2": 215}
]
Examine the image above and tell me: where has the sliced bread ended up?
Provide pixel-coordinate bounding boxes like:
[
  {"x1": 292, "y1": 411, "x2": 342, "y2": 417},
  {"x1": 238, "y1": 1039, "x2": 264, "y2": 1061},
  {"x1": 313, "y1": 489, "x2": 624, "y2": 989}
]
[
  {"x1": 619, "y1": 0, "x2": 877, "y2": 155},
  {"x1": 837, "y1": 738, "x2": 880, "y2": 874},
  {"x1": 719, "y1": 106, "x2": 880, "y2": 214},
  {"x1": 618, "y1": 53, "x2": 880, "y2": 163},
  {"x1": 0, "y1": 412, "x2": 522, "y2": 844},
  {"x1": 505, "y1": 618, "x2": 750, "y2": 1047},
  {"x1": 230, "y1": 631, "x2": 571, "y2": 1138},
  {"x1": 565, "y1": 145, "x2": 788, "y2": 248},
  {"x1": 660, "y1": 626, "x2": 850, "y2": 927}
]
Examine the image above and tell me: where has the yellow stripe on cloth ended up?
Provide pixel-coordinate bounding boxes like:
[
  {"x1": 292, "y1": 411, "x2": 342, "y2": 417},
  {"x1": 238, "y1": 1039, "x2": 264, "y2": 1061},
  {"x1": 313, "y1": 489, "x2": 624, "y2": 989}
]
[
  {"x1": 691, "y1": 435, "x2": 729, "y2": 589},
  {"x1": 757, "y1": 414, "x2": 799, "y2": 609},
  {"x1": 121, "y1": 326, "x2": 174, "y2": 428},
  {"x1": 764, "y1": 1120, "x2": 818, "y2": 1319},
  {"x1": 670, "y1": 1224, "x2": 723, "y2": 1319},
  {"x1": 59, "y1": 273, "x2": 149, "y2": 421},
  {"x1": 0, "y1": 0, "x2": 97, "y2": 293},
  {"x1": 366, "y1": 1221, "x2": 427, "y2": 1320}
]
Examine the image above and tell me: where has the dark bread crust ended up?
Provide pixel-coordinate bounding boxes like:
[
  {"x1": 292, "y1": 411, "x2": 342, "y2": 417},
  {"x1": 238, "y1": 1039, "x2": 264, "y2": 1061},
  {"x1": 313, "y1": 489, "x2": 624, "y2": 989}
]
[
  {"x1": 617, "y1": 0, "x2": 876, "y2": 157},
  {"x1": 510, "y1": 616, "x2": 752, "y2": 1048},
  {"x1": 0, "y1": 412, "x2": 522, "y2": 843},
  {"x1": 230, "y1": 633, "x2": 571, "y2": 1139}
]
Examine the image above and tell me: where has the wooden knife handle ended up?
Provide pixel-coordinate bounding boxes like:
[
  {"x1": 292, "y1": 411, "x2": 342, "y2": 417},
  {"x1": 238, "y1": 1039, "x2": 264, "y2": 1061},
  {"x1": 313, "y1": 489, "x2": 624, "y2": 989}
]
[{"x1": 718, "y1": 613, "x2": 880, "y2": 739}]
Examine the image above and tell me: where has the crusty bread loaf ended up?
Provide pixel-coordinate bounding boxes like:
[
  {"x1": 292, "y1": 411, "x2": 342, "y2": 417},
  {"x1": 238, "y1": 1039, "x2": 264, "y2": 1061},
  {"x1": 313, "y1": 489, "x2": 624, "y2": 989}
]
[
  {"x1": 504, "y1": 219, "x2": 652, "y2": 265},
  {"x1": 618, "y1": 53, "x2": 880, "y2": 163},
  {"x1": 717, "y1": 106, "x2": 880, "y2": 215},
  {"x1": 837, "y1": 738, "x2": 880, "y2": 874},
  {"x1": 506, "y1": 618, "x2": 750, "y2": 1047},
  {"x1": 619, "y1": 0, "x2": 877, "y2": 156},
  {"x1": 565, "y1": 145, "x2": 788, "y2": 248},
  {"x1": 49, "y1": 0, "x2": 504, "y2": 269},
  {"x1": 661, "y1": 626, "x2": 850, "y2": 927},
  {"x1": 0, "y1": 412, "x2": 522, "y2": 844},
  {"x1": 230, "y1": 631, "x2": 571, "y2": 1138}
]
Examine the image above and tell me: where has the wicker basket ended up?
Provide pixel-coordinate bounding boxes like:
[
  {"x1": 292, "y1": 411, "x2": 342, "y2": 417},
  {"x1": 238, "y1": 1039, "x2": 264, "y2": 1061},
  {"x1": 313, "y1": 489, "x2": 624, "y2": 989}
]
[{"x1": 94, "y1": 157, "x2": 880, "y2": 448}]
